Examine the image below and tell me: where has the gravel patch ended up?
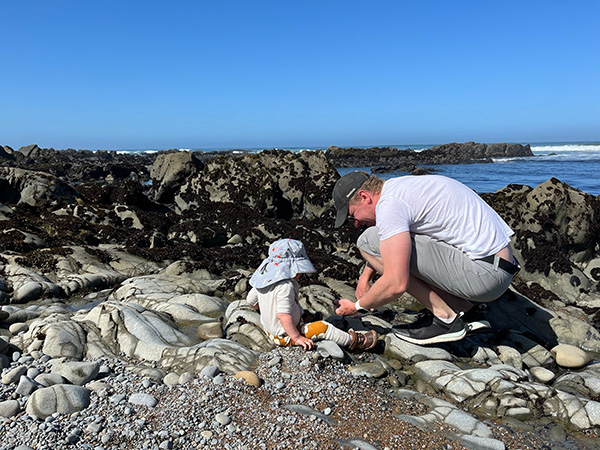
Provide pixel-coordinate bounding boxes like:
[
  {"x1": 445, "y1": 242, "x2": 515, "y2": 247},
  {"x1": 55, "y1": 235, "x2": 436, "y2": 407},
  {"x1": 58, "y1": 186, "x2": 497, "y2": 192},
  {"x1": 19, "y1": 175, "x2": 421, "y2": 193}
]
[{"x1": 1, "y1": 348, "x2": 598, "y2": 449}]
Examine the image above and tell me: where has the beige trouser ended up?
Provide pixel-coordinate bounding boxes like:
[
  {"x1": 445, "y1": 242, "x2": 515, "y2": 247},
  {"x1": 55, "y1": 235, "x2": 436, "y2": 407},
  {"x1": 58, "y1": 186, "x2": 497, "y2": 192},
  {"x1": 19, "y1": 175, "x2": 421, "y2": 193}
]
[{"x1": 357, "y1": 226, "x2": 515, "y2": 302}]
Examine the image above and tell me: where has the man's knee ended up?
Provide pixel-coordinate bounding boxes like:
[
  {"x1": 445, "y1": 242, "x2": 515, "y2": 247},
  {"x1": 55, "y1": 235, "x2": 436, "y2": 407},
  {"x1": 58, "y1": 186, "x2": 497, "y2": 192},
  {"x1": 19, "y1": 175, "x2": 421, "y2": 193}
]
[{"x1": 357, "y1": 226, "x2": 381, "y2": 258}]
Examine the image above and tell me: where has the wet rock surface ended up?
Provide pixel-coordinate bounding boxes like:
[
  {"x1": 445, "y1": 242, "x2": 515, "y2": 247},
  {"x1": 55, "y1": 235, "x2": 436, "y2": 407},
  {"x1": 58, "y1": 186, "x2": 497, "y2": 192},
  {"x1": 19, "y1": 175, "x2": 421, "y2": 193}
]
[{"x1": 1, "y1": 145, "x2": 599, "y2": 449}]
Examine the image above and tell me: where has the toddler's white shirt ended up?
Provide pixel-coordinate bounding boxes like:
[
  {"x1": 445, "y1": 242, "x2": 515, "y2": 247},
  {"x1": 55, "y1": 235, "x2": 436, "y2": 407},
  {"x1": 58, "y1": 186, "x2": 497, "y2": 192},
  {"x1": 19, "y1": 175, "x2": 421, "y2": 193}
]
[{"x1": 246, "y1": 278, "x2": 303, "y2": 337}]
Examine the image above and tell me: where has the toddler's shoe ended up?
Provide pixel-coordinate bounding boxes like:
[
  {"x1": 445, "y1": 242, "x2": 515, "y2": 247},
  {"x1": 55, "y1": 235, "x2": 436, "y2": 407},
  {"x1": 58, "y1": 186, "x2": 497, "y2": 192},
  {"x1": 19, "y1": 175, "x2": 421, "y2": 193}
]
[{"x1": 348, "y1": 329, "x2": 378, "y2": 351}]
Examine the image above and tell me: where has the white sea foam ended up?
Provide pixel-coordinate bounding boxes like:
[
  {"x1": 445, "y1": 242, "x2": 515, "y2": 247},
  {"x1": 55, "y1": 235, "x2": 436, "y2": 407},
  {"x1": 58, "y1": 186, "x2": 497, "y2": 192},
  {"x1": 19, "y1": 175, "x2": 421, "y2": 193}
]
[
  {"x1": 490, "y1": 157, "x2": 523, "y2": 163},
  {"x1": 531, "y1": 144, "x2": 600, "y2": 153}
]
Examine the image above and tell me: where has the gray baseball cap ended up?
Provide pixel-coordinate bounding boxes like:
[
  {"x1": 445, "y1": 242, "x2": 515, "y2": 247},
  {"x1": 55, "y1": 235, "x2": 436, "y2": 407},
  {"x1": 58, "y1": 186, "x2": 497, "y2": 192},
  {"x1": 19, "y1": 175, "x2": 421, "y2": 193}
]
[{"x1": 333, "y1": 171, "x2": 369, "y2": 228}]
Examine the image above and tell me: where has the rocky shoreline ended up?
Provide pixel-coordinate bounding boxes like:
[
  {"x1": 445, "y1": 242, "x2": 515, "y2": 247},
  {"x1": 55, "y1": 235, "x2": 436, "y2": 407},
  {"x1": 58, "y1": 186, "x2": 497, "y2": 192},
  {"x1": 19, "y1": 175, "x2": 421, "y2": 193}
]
[
  {"x1": 325, "y1": 142, "x2": 534, "y2": 174},
  {"x1": 1, "y1": 144, "x2": 599, "y2": 449}
]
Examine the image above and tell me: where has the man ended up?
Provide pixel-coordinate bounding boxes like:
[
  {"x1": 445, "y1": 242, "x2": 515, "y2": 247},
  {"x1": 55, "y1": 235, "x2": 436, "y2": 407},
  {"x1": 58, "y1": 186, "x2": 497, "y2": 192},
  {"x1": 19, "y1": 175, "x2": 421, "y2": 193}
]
[{"x1": 333, "y1": 171, "x2": 519, "y2": 344}]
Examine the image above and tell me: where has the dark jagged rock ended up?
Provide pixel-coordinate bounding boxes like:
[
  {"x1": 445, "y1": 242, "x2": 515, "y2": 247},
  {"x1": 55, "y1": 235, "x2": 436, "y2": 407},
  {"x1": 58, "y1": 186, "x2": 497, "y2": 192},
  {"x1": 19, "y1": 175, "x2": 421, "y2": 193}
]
[
  {"x1": 1, "y1": 144, "x2": 157, "y2": 184},
  {"x1": 481, "y1": 178, "x2": 600, "y2": 310},
  {"x1": 0, "y1": 149, "x2": 361, "y2": 288},
  {"x1": 0, "y1": 145, "x2": 14, "y2": 160},
  {"x1": 174, "y1": 149, "x2": 339, "y2": 221},
  {"x1": 325, "y1": 141, "x2": 533, "y2": 168}
]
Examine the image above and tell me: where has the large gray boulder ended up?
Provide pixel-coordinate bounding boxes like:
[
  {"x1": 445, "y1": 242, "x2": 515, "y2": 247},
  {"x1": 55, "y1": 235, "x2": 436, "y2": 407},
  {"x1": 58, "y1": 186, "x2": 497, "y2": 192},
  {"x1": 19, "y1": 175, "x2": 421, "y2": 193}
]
[
  {"x1": 25, "y1": 384, "x2": 90, "y2": 420},
  {"x1": 150, "y1": 151, "x2": 202, "y2": 203},
  {"x1": 0, "y1": 167, "x2": 78, "y2": 207},
  {"x1": 175, "y1": 150, "x2": 338, "y2": 220},
  {"x1": 51, "y1": 361, "x2": 100, "y2": 385}
]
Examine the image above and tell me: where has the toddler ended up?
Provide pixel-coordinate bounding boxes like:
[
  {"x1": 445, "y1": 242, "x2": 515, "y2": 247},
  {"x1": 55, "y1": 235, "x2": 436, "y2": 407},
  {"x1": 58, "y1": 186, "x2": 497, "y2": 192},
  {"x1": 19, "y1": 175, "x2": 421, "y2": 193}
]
[{"x1": 246, "y1": 238, "x2": 377, "y2": 351}]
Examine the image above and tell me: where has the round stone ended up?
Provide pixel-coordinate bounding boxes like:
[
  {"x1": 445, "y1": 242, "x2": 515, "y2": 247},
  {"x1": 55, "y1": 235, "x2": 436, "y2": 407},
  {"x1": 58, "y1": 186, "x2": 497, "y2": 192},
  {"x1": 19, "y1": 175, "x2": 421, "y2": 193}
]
[
  {"x1": 178, "y1": 372, "x2": 194, "y2": 384},
  {"x1": 163, "y1": 373, "x2": 180, "y2": 385},
  {"x1": 9, "y1": 322, "x2": 29, "y2": 334},
  {"x1": 215, "y1": 413, "x2": 231, "y2": 425},
  {"x1": 128, "y1": 393, "x2": 158, "y2": 408},
  {"x1": 530, "y1": 366, "x2": 556, "y2": 383},
  {"x1": 551, "y1": 344, "x2": 591, "y2": 369},
  {"x1": 234, "y1": 371, "x2": 261, "y2": 387},
  {"x1": 348, "y1": 362, "x2": 387, "y2": 378}
]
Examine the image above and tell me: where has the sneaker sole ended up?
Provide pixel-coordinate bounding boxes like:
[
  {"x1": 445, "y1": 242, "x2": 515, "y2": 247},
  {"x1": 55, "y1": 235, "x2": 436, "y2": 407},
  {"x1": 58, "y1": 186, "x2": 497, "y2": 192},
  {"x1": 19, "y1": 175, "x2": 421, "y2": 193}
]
[
  {"x1": 466, "y1": 320, "x2": 491, "y2": 333},
  {"x1": 393, "y1": 327, "x2": 468, "y2": 345}
]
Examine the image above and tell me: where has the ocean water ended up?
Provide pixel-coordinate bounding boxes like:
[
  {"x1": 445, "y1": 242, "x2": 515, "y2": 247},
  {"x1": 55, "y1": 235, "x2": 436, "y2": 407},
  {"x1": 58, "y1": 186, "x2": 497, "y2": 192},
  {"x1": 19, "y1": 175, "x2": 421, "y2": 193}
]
[
  {"x1": 122, "y1": 142, "x2": 600, "y2": 196},
  {"x1": 336, "y1": 142, "x2": 600, "y2": 196}
]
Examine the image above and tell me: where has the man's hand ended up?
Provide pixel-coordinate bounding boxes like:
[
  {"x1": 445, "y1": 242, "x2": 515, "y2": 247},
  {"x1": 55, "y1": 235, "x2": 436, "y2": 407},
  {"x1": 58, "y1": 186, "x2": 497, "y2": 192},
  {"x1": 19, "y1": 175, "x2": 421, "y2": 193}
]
[
  {"x1": 293, "y1": 335, "x2": 314, "y2": 350},
  {"x1": 335, "y1": 298, "x2": 359, "y2": 316}
]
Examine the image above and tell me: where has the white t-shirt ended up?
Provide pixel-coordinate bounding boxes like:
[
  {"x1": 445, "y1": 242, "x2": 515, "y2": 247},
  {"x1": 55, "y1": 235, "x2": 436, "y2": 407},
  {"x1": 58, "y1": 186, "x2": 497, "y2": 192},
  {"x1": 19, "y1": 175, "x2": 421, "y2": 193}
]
[
  {"x1": 246, "y1": 279, "x2": 303, "y2": 337},
  {"x1": 376, "y1": 175, "x2": 513, "y2": 259}
]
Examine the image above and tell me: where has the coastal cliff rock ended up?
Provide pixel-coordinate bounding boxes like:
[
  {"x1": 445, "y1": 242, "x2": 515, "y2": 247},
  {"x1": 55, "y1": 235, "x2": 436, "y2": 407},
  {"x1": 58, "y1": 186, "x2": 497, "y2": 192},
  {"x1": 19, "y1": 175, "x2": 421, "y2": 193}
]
[{"x1": 1, "y1": 145, "x2": 599, "y2": 444}]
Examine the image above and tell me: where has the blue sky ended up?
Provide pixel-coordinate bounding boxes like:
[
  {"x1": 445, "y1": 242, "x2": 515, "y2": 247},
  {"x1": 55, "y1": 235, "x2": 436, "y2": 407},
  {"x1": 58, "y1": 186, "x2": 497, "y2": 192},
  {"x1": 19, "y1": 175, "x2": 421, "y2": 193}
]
[{"x1": 1, "y1": 1, "x2": 599, "y2": 150}]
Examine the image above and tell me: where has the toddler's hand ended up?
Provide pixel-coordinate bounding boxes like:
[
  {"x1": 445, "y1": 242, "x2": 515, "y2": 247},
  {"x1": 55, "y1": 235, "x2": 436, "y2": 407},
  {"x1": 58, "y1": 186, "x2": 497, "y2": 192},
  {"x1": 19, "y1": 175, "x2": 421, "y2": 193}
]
[{"x1": 293, "y1": 336, "x2": 314, "y2": 350}]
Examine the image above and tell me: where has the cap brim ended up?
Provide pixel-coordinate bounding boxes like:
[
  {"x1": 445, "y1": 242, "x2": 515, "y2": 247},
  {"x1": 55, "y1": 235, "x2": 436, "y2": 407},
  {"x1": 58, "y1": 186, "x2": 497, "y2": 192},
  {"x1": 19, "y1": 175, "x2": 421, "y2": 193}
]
[{"x1": 334, "y1": 206, "x2": 348, "y2": 228}]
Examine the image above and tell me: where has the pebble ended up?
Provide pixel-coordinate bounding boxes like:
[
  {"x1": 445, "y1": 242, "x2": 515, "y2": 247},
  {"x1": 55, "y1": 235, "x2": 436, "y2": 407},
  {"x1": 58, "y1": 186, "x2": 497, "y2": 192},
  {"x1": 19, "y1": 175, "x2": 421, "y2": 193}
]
[
  {"x1": 0, "y1": 399, "x2": 21, "y2": 418},
  {"x1": 0, "y1": 338, "x2": 591, "y2": 450},
  {"x1": 349, "y1": 362, "x2": 387, "y2": 378},
  {"x1": 163, "y1": 373, "x2": 180, "y2": 385},
  {"x1": 178, "y1": 372, "x2": 194, "y2": 384},
  {"x1": 215, "y1": 413, "x2": 231, "y2": 425},
  {"x1": 234, "y1": 371, "x2": 261, "y2": 387},
  {"x1": 200, "y1": 365, "x2": 220, "y2": 379},
  {"x1": 128, "y1": 393, "x2": 158, "y2": 408},
  {"x1": 2, "y1": 366, "x2": 27, "y2": 385}
]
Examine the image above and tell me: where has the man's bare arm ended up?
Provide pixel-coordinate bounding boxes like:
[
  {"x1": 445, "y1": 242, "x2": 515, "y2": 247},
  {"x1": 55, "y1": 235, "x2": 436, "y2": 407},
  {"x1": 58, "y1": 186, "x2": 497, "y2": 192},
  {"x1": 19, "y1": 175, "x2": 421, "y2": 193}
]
[{"x1": 336, "y1": 231, "x2": 411, "y2": 315}]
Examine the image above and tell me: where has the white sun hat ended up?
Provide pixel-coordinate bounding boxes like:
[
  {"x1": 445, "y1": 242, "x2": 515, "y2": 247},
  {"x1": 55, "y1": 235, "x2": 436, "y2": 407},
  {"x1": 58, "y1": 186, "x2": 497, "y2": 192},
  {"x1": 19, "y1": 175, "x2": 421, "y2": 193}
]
[{"x1": 249, "y1": 238, "x2": 317, "y2": 289}]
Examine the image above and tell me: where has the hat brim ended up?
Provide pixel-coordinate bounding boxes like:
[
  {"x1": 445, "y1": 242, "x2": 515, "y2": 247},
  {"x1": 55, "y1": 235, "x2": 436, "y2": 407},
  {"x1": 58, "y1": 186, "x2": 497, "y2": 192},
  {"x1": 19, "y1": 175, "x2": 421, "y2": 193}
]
[
  {"x1": 249, "y1": 257, "x2": 316, "y2": 289},
  {"x1": 334, "y1": 204, "x2": 348, "y2": 228}
]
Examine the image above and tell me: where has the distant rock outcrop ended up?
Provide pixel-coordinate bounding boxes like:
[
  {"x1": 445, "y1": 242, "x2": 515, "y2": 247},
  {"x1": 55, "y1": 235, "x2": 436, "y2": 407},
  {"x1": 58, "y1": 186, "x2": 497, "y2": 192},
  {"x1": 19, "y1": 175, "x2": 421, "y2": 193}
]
[{"x1": 325, "y1": 142, "x2": 533, "y2": 170}]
